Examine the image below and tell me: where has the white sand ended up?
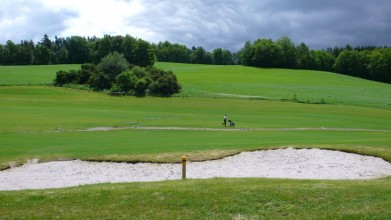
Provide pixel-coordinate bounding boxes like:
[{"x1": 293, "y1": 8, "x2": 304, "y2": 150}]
[{"x1": 1, "y1": 148, "x2": 391, "y2": 191}]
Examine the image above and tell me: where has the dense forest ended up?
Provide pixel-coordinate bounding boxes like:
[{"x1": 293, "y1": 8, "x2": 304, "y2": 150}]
[
  {"x1": 0, "y1": 34, "x2": 154, "y2": 67},
  {"x1": 0, "y1": 34, "x2": 390, "y2": 83}
]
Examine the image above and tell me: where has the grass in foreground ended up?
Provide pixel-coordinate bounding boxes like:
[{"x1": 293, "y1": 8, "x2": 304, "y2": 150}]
[{"x1": 1, "y1": 178, "x2": 391, "y2": 219}]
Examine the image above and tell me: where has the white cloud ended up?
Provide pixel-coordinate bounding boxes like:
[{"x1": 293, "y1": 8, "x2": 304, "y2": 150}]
[
  {"x1": 0, "y1": 0, "x2": 74, "y2": 43},
  {"x1": 39, "y1": 0, "x2": 146, "y2": 38}
]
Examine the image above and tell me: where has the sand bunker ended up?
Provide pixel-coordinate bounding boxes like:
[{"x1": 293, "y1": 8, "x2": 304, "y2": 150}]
[{"x1": 1, "y1": 148, "x2": 391, "y2": 191}]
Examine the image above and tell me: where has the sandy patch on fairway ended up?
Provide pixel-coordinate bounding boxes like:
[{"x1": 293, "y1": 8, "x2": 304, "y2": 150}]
[{"x1": 1, "y1": 148, "x2": 391, "y2": 191}]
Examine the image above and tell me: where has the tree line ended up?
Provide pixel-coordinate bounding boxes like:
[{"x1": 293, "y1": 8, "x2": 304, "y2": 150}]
[
  {"x1": 0, "y1": 34, "x2": 154, "y2": 67},
  {"x1": 238, "y1": 37, "x2": 391, "y2": 83},
  {"x1": 0, "y1": 34, "x2": 390, "y2": 83},
  {"x1": 154, "y1": 41, "x2": 237, "y2": 65}
]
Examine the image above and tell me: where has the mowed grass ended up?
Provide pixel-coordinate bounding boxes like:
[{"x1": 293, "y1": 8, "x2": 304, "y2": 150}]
[
  {"x1": 1, "y1": 63, "x2": 391, "y2": 218},
  {"x1": 156, "y1": 62, "x2": 391, "y2": 108},
  {"x1": 1, "y1": 86, "x2": 391, "y2": 168},
  {"x1": 1, "y1": 63, "x2": 391, "y2": 108},
  {"x1": 0, "y1": 63, "x2": 390, "y2": 166},
  {"x1": 0, "y1": 64, "x2": 80, "y2": 85},
  {"x1": 1, "y1": 86, "x2": 391, "y2": 132},
  {"x1": 1, "y1": 178, "x2": 391, "y2": 219}
]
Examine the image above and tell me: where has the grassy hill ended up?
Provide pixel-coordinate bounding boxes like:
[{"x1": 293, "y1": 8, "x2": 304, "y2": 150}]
[
  {"x1": 1, "y1": 63, "x2": 390, "y2": 108},
  {"x1": 0, "y1": 64, "x2": 80, "y2": 86},
  {"x1": 0, "y1": 63, "x2": 391, "y2": 219},
  {"x1": 156, "y1": 63, "x2": 391, "y2": 108}
]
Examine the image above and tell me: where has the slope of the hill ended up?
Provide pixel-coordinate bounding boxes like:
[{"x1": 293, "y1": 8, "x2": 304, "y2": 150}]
[
  {"x1": 1, "y1": 63, "x2": 390, "y2": 108},
  {"x1": 156, "y1": 62, "x2": 391, "y2": 108}
]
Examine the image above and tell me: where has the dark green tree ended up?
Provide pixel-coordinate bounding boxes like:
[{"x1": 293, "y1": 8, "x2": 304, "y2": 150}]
[
  {"x1": 251, "y1": 38, "x2": 283, "y2": 67},
  {"x1": 222, "y1": 50, "x2": 233, "y2": 65},
  {"x1": 123, "y1": 35, "x2": 137, "y2": 64},
  {"x1": 277, "y1": 36, "x2": 296, "y2": 68},
  {"x1": 134, "y1": 39, "x2": 154, "y2": 67},
  {"x1": 111, "y1": 35, "x2": 124, "y2": 54},
  {"x1": 66, "y1": 36, "x2": 90, "y2": 64},
  {"x1": 16, "y1": 40, "x2": 34, "y2": 65},
  {"x1": 311, "y1": 50, "x2": 335, "y2": 71},
  {"x1": 239, "y1": 40, "x2": 254, "y2": 66},
  {"x1": 296, "y1": 42, "x2": 314, "y2": 69},
  {"x1": 367, "y1": 49, "x2": 391, "y2": 83},
  {"x1": 94, "y1": 35, "x2": 113, "y2": 63},
  {"x1": 335, "y1": 50, "x2": 365, "y2": 76},
  {"x1": 3, "y1": 40, "x2": 18, "y2": 64},
  {"x1": 52, "y1": 36, "x2": 68, "y2": 64},
  {"x1": 0, "y1": 44, "x2": 4, "y2": 64},
  {"x1": 41, "y1": 34, "x2": 52, "y2": 49},
  {"x1": 191, "y1": 46, "x2": 207, "y2": 64},
  {"x1": 33, "y1": 43, "x2": 51, "y2": 64},
  {"x1": 155, "y1": 41, "x2": 192, "y2": 63},
  {"x1": 212, "y1": 48, "x2": 223, "y2": 65}
]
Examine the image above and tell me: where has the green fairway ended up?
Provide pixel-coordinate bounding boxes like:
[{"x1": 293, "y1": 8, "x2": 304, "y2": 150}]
[
  {"x1": 0, "y1": 63, "x2": 391, "y2": 219},
  {"x1": 0, "y1": 63, "x2": 390, "y2": 167},
  {"x1": 1, "y1": 86, "x2": 391, "y2": 132},
  {"x1": 0, "y1": 64, "x2": 80, "y2": 86},
  {"x1": 1, "y1": 85, "x2": 390, "y2": 168},
  {"x1": 1, "y1": 63, "x2": 391, "y2": 108},
  {"x1": 156, "y1": 62, "x2": 391, "y2": 108}
]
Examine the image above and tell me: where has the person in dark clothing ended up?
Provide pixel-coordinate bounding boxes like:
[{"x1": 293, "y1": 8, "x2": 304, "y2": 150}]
[{"x1": 222, "y1": 114, "x2": 227, "y2": 127}]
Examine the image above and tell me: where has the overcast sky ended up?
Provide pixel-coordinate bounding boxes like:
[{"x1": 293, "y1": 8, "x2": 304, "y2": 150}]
[{"x1": 1, "y1": 0, "x2": 390, "y2": 51}]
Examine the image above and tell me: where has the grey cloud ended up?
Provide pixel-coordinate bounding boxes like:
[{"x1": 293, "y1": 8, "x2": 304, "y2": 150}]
[
  {"x1": 129, "y1": 0, "x2": 251, "y2": 50},
  {"x1": 130, "y1": 0, "x2": 391, "y2": 51},
  {"x1": 0, "y1": 0, "x2": 76, "y2": 43},
  {"x1": 1, "y1": 0, "x2": 390, "y2": 52}
]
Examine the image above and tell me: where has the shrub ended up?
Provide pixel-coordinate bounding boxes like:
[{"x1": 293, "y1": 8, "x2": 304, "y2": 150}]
[
  {"x1": 147, "y1": 67, "x2": 181, "y2": 96},
  {"x1": 97, "y1": 52, "x2": 129, "y2": 81},
  {"x1": 54, "y1": 70, "x2": 80, "y2": 86},
  {"x1": 115, "y1": 70, "x2": 136, "y2": 93},
  {"x1": 54, "y1": 55, "x2": 180, "y2": 96},
  {"x1": 88, "y1": 72, "x2": 112, "y2": 90},
  {"x1": 79, "y1": 63, "x2": 97, "y2": 84}
]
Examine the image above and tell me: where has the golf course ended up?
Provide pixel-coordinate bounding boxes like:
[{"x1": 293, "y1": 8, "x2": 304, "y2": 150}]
[{"x1": 1, "y1": 63, "x2": 391, "y2": 219}]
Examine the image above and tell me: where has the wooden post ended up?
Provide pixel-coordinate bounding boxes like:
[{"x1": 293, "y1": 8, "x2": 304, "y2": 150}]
[{"x1": 182, "y1": 156, "x2": 187, "y2": 180}]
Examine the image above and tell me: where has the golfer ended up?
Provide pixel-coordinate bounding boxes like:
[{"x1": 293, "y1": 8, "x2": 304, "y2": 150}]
[{"x1": 223, "y1": 114, "x2": 227, "y2": 127}]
